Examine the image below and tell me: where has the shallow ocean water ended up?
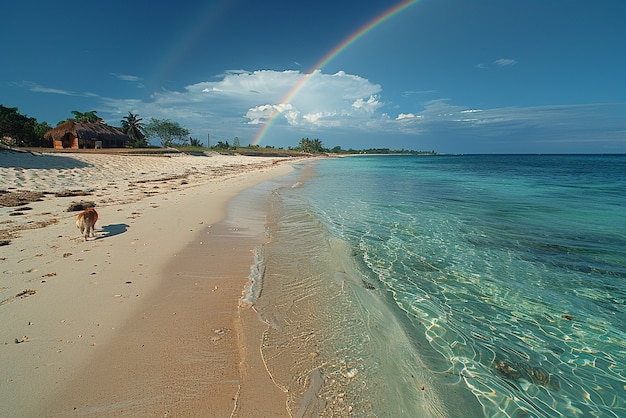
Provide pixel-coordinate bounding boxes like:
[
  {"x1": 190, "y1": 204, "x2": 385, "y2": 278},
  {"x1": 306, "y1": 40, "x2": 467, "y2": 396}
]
[{"x1": 254, "y1": 155, "x2": 626, "y2": 417}]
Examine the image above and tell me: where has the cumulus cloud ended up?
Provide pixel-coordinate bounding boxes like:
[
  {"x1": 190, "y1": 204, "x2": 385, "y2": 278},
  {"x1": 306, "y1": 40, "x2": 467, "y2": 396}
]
[
  {"x1": 87, "y1": 69, "x2": 625, "y2": 151},
  {"x1": 190, "y1": 70, "x2": 303, "y2": 101},
  {"x1": 97, "y1": 69, "x2": 384, "y2": 143},
  {"x1": 202, "y1": 87, "x2": 223, "y2": 93},
  {"x1": 183, "y1": 69, "x2": 383, "y2": 128},
  {"x1": 352, "y1": 96, "x2": 383, "y2": 113},
  {"x1": 396, "y1": 113, "x2": 422, "y2": 121},
  {"x1": 245, "y1": 103, "x2": 297, "y2": 125},
  {"x1": 245, "y1": 70, "x2": 383, "y2": 127}
]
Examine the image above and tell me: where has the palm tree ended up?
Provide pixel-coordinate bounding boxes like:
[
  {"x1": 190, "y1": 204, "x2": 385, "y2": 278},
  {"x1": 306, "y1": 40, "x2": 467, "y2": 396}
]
[
  {"x1": 311, "y1": 138, "x2": 324, "y2": 153},
  {"x1": 299, "y1": 137, "x2": 312, "y2": 153},
  {"x1": 121, "y1": 112, "x2": 146, "y2": 146},
  {"x1": 299, "y1": 137, "x2": 324, "y2": 153}
]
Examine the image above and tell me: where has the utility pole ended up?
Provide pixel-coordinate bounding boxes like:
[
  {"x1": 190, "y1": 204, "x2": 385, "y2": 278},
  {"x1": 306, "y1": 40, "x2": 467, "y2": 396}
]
[{"x1": 207, "y1": 132, "x2": 210, "y2": 148}]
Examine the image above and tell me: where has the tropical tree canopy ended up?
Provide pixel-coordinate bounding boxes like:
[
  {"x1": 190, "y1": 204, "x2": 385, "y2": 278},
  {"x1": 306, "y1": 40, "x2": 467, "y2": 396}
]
[
  {"x1": 0, "y1": 104, "x2": 50, "y2": 147},
  {"x1": 299, "y1": 137, "x2": 325, "y2": 153},
  {"x1": 217, "y1": 140, "x2": 231, "y2": 149},
  {"x1": 74, "y1": 110, "x2": 100, "y2": 122},
  {"x1": 144, "y1": 118, "x2": 190, "y2": 147},
  {"x1": 188, "y1": 137, "x2": 203, "y2": 147},
  {"x1": 120, "y1": 112, "x2": 147, "y2": 147},
  {"x1": 34, "y1": 121, "x2": 53, "y2": 139},
  {"x1": 57, "y1": 110, "x2": 103, "y2": 124}
]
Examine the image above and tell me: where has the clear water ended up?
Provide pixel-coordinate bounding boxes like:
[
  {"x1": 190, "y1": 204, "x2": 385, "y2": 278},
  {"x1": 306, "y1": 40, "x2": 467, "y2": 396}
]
[{"x1": 253, "y1": 155, "x2": 626, "y2": 417}]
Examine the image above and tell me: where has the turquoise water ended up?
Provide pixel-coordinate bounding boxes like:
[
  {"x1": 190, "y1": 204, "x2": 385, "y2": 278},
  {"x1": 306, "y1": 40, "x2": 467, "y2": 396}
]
[{"x1": 254, "y1": 155, "x2": 626, "y2": 417}]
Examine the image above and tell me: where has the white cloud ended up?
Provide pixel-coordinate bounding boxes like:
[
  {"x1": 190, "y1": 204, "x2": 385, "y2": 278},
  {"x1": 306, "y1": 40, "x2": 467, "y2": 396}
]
[
  {"x1": 190, "y1": 70, "x2": 303, "y2": 101},
  {"x1": 352, "y1": 96, "x2": 383, "y2": 113},
  {"x1": 92, "y1": 69, "x2": 624, "y2": 151},
  {"x1": 391, "y1": 100, "x2": 626, "y2": 143},
  {"x1": 495, "y1": 58, "x2": 518, "y2": 66},
  {"x1": 21, "y1": 81, "x2": 78, "y2": 96},
  {"x1": 245, "y1": 103, "x2": 297, "y2": 125},
  {"x1": 110, "y1": 73, "x2": 144, "y2": 88},
  {"x1": 98, "y1": 69, "x2": 384, "y2": 142},
  {"x1": 303, "y1": 111, "x2": 332, "y2": 125},
  {"x1": 396, "y1": 113, "x2": 422, "y2": 121},
  {"x1": 183, "y1": 69, "x2": 383, "y2": 128},
  {"x1": 475, "y1": 60, "x2": 517, "y2": 69},
  {"x1": 402, "y1": 89, "x2": 437, "y2": 97},
  {"x1": 244, "y1": 104, "x2": 275, "y2": 125},
  {"x1": 110, "y1": 73, "x2": 141, "y2": 82}
]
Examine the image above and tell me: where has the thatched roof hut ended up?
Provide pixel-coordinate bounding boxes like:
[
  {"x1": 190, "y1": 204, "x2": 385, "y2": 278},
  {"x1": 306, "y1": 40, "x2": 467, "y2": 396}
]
[{"x1": 44, "y1": 121, "x2": 131, "y2": 149}]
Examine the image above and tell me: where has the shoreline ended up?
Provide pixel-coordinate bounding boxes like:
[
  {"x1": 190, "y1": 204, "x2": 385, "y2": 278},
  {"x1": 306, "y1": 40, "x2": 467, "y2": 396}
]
[{"x1": 0, "y1": 151, "x2": 299, "y2": 416}]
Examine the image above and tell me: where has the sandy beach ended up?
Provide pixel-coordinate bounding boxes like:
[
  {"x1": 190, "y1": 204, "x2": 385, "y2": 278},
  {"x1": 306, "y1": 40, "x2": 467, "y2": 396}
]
[{"x1": 0, "y1": 150, "x2": 299, "y2": 417}]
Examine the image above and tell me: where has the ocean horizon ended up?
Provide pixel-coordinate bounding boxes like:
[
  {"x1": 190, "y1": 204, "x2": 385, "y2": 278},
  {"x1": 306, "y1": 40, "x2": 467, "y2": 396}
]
[{"x1": 252, "y1": 154, "x2": 626, "y2": 417}]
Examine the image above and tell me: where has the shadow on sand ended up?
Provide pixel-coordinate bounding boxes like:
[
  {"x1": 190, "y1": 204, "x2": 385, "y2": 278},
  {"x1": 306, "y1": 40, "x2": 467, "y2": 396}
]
[
  {"x1": 0, "y1": 149, "x2": 93, "y2": 170},
  {"x1": 98, "y1": 224, "x2": 129, "y2": 239}
]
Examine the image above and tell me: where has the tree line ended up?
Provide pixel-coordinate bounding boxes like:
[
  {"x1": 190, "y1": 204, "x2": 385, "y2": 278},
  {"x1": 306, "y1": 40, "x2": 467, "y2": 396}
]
[
  {"x1": 0, "y1": 105, "x2": 194, "y2": 149},
  {"x1": 120, "y1": 112, "x2": 194, "y2": 148},
  {"x1": 0, "y1": 105, "x2": 53, "y2": 147},
  {"x1": 1, "y1": 104, "x2": 436, "y2": 155},
  {"x1": 1, "y1": 105, "x2": 299, "y2": 151}
]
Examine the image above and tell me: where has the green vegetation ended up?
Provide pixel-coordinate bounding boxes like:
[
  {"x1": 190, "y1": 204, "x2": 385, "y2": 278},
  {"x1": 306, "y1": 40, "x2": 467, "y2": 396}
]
[
  {"x1": 0, "y1": 104, "x2": 436, "y2": 155},
  {"x1": 0, "y1": 105, "x2": 52, "y2": 147},
  {"x1": 33, "y1": 121, "x2": 53, "y2": 140},
  {"x1": 120, "y1": 112, "x2": 147, "y2": 148},
  {"x1": 338, "y1": 147, "x2": 437, "y2": 155},
  {"x1": 298, "y1": 137, "x2": 325, "y2": 153},
  {"x1": 292, "y1": 138, "x2": 436, "y2": 155},
  {"x1": 144, "y1": 118, "x2": 190, "y2": 148},
  {"x1": 62, "y1": 110, "x2": 103, "y2": 124},
  {"x1": 188, "y1": 137, "x2": 203, "y2": 147}
]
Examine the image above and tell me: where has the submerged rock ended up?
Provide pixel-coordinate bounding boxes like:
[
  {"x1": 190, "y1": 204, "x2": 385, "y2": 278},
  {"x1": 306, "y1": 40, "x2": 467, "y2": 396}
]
[{"x1": 494, "y1": 357, "x2": 560, "y2": 390}]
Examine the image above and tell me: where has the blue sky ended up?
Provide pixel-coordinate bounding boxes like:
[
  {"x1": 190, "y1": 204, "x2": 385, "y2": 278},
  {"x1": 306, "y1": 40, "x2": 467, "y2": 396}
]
[{"x1": 1, "y1": 0, "x2": 625, "y2": 153}]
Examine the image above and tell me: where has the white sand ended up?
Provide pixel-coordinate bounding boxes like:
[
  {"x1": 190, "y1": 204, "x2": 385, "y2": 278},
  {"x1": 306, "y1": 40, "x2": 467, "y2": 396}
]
[{"x1": 0, "y1": 150, "x2": 297, "y2": 416}]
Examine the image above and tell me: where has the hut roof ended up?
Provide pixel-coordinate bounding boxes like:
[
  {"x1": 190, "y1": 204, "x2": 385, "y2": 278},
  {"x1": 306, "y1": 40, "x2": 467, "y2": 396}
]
[{"x1": 44, "y1": 120, "x2": 130, "y2": 142}]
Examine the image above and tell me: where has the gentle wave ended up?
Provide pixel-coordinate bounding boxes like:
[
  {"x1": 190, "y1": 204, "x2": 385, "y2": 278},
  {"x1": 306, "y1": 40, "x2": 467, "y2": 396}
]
[{"x1": 254, "y1": 155, "x2": 626, "y2": 417}]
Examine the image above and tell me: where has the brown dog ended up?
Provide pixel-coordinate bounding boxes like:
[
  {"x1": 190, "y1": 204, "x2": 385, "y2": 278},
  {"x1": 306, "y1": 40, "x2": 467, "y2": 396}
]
[{"x1": 76, "y1": 207, "x2": 98, "y2": 240}]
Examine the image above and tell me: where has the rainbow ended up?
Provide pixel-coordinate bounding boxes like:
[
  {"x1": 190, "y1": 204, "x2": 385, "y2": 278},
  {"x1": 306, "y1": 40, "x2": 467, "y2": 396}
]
[{"x1": 252, "y1": 0, "x2": 421, "y2": 146}]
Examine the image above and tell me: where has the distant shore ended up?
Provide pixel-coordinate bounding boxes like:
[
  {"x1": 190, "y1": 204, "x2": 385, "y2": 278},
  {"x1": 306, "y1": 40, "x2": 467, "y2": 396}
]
[{"x1": 0, "y1": 150, "x2": 301, "y2": 416}]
